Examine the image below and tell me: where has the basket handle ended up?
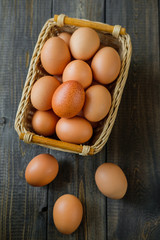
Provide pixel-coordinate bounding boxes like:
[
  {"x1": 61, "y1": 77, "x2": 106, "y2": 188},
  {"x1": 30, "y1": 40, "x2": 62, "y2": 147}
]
[
  {"x1": 19, "y1": 133, "x2": 94, "y2": 155},
  {"x1": 54, "y1": 14, "x2": 126, "y2": 35}
]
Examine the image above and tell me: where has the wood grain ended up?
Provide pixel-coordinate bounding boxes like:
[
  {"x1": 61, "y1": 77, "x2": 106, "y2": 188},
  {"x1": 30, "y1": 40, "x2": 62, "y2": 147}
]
[
  {"x1": 105, "y1": 0, "x2": 160, "y2": 239},
  {"x1": 0, "y1": 0, "x2": 160, "y2": 240},
  {"x1": 0, "y1": 0, "x2": 52, "y2": 239}
]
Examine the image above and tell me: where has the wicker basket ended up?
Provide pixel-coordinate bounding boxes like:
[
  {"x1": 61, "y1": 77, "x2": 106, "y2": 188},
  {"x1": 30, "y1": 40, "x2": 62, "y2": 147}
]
[{"x1": 14, "y1": 14, "x2": 132, "y2": 156}]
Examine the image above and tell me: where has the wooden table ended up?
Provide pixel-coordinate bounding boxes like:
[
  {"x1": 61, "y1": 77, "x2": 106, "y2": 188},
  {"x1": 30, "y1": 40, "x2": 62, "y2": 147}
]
[{"x1": 0, "y1": 0, "x2": 160, "y2": 239}]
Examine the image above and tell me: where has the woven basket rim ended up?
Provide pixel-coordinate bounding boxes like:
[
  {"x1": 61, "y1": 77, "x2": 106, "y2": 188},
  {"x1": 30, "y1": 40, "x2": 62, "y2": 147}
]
[{"x1": 14, "y1": 17, "x2": 132, "y2": 156}]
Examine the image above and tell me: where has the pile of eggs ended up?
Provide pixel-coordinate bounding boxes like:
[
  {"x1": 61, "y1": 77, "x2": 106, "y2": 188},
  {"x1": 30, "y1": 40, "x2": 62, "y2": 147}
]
[
  {"x1": 25, "y1": 27, "x2": 126, "y2": 235},
  {"x1": 30, "y1": 27, "x2": 121, "y2": 144}
]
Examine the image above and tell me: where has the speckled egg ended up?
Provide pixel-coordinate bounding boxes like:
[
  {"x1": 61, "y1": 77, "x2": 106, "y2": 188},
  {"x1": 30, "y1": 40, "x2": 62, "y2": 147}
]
[{"x1": 52, "y1": 81, "x2": 85, "y2": 118}]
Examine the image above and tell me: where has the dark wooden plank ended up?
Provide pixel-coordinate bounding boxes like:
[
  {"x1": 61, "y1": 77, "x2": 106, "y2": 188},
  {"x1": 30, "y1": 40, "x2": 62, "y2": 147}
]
[
  {"x1": 105, "y1": 0, "x2": 160, "y2": 239},
  {"x1": 0, "y1": 1, "x2": 52, "y2": 239},
  {"x1": 47, "y1": 1, "x2": 107, "y2": 240},
  {"x1": 1, "y1": 1, "x2": 159, "y2": 240}
]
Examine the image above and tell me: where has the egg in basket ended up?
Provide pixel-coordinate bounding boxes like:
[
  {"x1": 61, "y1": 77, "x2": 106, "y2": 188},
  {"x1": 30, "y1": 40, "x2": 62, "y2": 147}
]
[{"x1": 14, "y1": 14, "x2": 132, "y2": 155}]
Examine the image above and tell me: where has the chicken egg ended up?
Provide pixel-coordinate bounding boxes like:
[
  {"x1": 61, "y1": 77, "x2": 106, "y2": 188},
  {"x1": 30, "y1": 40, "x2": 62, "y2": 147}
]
[
  {"x1": 32, "y1": 110, "x2": 59, "y2": 136},
  {"x1": 31, "y1": 76, "x2": 60, "y2": 111},
  {"x1": 58, "y1": 32, "x2": 71, "y2": 47},
  {"x1": 41, "y1": 37, "x2": 71, "y2": 75},
  {"x1": 70, "y1": 27, "x2": 100, "y2": 60},
  {"x1": 83, "y1": 85, "x2": 111, "y2": 122},
  {"x1": 56, "y1": 117, "x2": 93, "y2": 144},
  {"x1": 62, "y1": 60, "x2": 92, "y2": 89},
  {"x1": 25, "y1": 154, "x2": 59, "y2": 187},
  {"x1": 53, "y1": 194, "x2": 83, "y2": 234},
  {"x1": 91, "y1": 47, "x2": 121, "y2": 84},
  {"x1": 95, "y1": 163, "x2": 128, "y2": 199},
  {"x1": 52, "y1": 81, "x2": 85, "y2": 118}
]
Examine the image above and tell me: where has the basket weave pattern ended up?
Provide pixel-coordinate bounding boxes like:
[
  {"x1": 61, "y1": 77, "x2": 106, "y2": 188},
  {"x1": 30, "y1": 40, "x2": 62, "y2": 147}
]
[{"x1": 15, "y1": 16, "x2": 132, "y2": 155}]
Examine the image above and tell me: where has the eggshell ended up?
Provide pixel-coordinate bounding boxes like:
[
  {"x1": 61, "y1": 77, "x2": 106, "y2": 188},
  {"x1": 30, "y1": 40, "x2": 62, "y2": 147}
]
[
  {"x1": 53, "y1": 194, "x2": 83, "y2": 234},
  {"x1": 32, "y1": 110, "x2": 59, "y2": 136},
  {"x1": 31, "y1": 76, "x2": 60, "y2": 111},
  {"x1": 56, "y1": 117, "x2": 93, "y2": 144},
  {"x1": 83, "y1": 85, "x2": 111, "y2": 122},
  {"x1": 91, "y1": 47, "x2": 121, "y2": 84},
  {"x1": 62, "y1": 60, "x2": 92, "y2": 89},
  {"x1": 52, "y1": 81, "x2": 85, "y2": 118},
  {"x1": 95, "y1": 163, "x2": 128, "y2": 199},
  {"x1": 25, "y1": 154, "x2": 59, "y2": 187},
  {"x1": 58, "y1": 32, "x2": 71, "y2": 47},
  {"x1": 41, "y1": 37, "x2": 71, "y2": 75},
  {"x1": 70, "y1": 27, "x2": 100, "y2": 60}
]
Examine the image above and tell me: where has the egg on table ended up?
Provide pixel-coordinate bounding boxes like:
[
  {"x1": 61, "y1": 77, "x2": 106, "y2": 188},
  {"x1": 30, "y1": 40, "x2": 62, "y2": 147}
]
[
  {"x1": 95, "y1": 163, "x2": 128, "y2": 199},
  {"x1": 53, "y1": 194, "x2": 83, "y2": 234},
  {"x1": 25, "y1": 154, "x2": 59, "y2": 187}
]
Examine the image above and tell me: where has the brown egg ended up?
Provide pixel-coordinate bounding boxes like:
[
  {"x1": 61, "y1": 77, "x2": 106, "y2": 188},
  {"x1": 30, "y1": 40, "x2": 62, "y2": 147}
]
[
  {"x1": 95, "y1": 163, "x2": 128, "y2": 199},
  {"x1": 32, "y1": 110, "x2": 59, "y2": 136},
  {"x1": 41, "y1": 37, "x2": 71, "y2": 75},
  {"x1": 31, "y1": 76, "x2": 60, "y2": 111},
  {"x1": 83, "y1": 85, "x2": 111, "y2": 122},
  {"x1": 52, "y1": 81, "x2": 85, "y2": 118},
  {"x1": 56, "y1": 117, "x2": 93, "y2": 144},
  {"x1": 25, "y1": 154, "x2": 59, "y2": 187},
  {"x1": 62, "y1": 60, "x2": 92, "y2": 89},
  {"x1": 58, "y1": 32, "x2": 71, "y2": 47},
  {"x1": 70, "y1": 27, "x2": 100, "y2": 60},
  {"x1": 53, "y1": 194, "x2": 83, "y2": 234},
  {"x1": 91, "y1": 47, "x2": 121, "y2": 84}
]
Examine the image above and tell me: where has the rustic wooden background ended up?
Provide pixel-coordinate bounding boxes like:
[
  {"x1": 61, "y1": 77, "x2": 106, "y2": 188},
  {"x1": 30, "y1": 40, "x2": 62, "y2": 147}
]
[{"x1": 0, "y1": 0, "x2": 160, "y2": 239}]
